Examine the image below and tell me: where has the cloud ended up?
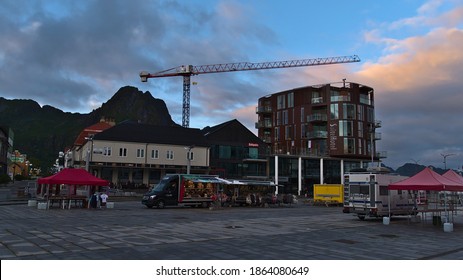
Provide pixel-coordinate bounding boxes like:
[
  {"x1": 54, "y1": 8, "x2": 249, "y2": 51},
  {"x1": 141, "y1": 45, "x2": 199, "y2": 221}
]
[{"x1": 355, "y1": 6, "x2": 463, "y2": 169}]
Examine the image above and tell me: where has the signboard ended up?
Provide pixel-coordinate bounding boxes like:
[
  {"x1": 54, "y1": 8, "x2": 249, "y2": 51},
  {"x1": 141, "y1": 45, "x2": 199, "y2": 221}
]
[{"x1": 329, "y1": 123, "x2": 338, "y2": 151}]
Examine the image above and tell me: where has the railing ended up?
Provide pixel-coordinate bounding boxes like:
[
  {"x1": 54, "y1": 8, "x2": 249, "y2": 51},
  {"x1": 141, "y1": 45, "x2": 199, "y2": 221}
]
[
  {"x1": 307, "y1": 131, "x2": 328, "y2": 139},
  {"x1": 255, "y1": 120, "x2": 273, "y2": 128},
  {"x1": 256, "y1": 106, "x2": 272, "y2": 113},
  {"x1": 307, "y1": 113, "x2": 327, "y2": 122}
]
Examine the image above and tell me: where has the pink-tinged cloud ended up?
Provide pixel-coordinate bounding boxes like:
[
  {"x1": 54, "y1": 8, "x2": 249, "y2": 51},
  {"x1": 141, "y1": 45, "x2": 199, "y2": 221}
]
[
  {"x1": 357, "y1": 28, "x2": 463, "y2": 92},
  {"x1": 354, "y1": 25, "x2": 463, "y2": 168}
]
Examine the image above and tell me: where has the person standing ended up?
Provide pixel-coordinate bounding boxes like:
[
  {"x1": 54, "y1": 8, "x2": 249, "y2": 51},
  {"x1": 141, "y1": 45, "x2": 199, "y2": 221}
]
[
  {"x1": 89, "y1": 192, "x2": 98, "y2": 209},
  {"x1": 100, "y1": 192, "x2": 109, "y2": 208}
]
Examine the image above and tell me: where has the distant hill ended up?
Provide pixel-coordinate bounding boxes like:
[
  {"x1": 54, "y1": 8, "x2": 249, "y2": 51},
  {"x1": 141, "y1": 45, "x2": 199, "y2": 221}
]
[{"x1": 0, "y1": 86, "x2": 177, "y2": 169}]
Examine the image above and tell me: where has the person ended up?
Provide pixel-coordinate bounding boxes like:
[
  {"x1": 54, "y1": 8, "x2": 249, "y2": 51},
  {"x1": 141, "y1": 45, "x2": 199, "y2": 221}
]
[
  {"x1": 89, "y1": 192, "x2": 98, "y2": 209},
  {"x1": 100, "y1": 192, "x2": 109, "y2": 208}
]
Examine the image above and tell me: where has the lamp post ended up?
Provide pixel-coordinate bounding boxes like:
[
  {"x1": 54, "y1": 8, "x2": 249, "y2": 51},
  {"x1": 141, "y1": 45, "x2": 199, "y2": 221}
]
[
  {"x1": 185, "y1": 145, "x2": 194, "y2": 174},
  {"x1": 441, "y1": 153, "x2": 455, "y2": 170},
  {"x1": 85, "y1": 136, "x2": 94, "y2": 172}
]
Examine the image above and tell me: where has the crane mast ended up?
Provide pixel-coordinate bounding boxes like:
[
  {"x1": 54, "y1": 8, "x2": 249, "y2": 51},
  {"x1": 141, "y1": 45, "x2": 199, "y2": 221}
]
[{"x1": 140, "y1": 55, "x2": 360, "y2": 127}]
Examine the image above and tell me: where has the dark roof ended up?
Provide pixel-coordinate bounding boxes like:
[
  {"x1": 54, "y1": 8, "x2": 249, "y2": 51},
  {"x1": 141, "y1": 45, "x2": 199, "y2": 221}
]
[
  {"x1": 93, "y1": 121, "x2": 209, "y2": 147},
  {"x1": 202, "y1": 119, "x2": 264, "y2": 145}
]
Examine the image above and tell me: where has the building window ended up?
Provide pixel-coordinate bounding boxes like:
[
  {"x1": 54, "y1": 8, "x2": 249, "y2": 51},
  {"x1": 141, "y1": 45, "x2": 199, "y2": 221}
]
[
  {"x1": 358, "y1": 121, "x2": 363, "y2": 137},
  {"x1": 343, "y1": 104, "x2": 356, "y2": 119},
  {"x1": 103, "y1": 147, "x2": 112, "y2": 156},
  {"x1": 136, "y1": 148, "x2": 145, "y2": 158},
  {"x1": 277, "y1": 95, "x2": 286, "y2": 109},
  {"x1": 119, "y1": 148, "x2": 127, "y2": 157},
  {"x1": 301, "y1": 124, "x2": 306, "y2": 138},
  {"x1": 339, "y1": 120, "x2": 353, "y2": 137},
  {"x1": 166, "y1": 150, "x2": 174, "y2": 160},
  {"x1": 360, "y1": 93, "x2": 372, "y2": 105},
  {"x1": 285, "y1": 126, "x2": 292, "y2": 140},
  {"x1": 276, "y1": 111, "x2": 281, "y2": 126},
  {"x1": 248, "y1": 147, "x2": 258, "y2": 159},
  {"x1": 358, "y1": 139, "x2": 363, "y2": 155},
  {"x1": 330, "y1": 104, "x2": 339, "y2": 120},
  {"x1": 151, "y1": 149, "x2": 159, "y2": 159},
  {"x1": 187, "y1": 151, "x2": 194, "y2": 161},
  {"x1": 283, "y1": 110, "x2": 288, "y2": 125},
  {"x1": 357, "y1": 105, "x2": 364, "y2": 121},
  {"x1": 367, "y1": 107, "x2": 375, "y2": 123},
  {"x1": 274, "y1": 127, "x2": 280, "y2": 141},
  {"x1": 300, "y1": 107, "x2": 305, "y2": 122},
  {"x1": 287, "y1": 92, "x2": 294, "y2": 108},
  {"x1": 344, "y1": 138, "x2": 355, "y2": 154},
  {"x1": 219, "y1": 146, "x2": 231, "y2": 159}
]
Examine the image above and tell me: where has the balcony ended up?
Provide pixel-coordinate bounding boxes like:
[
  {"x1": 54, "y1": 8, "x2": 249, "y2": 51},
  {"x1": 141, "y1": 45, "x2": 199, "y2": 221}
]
[
  {"x1": 307, "y1": 131, "x2": 328, "y2": 139},
  {"x1": 307, "y1": 113, "x2": 327, "y2": 122},
  {"x1": 374, "y1": 120, "x2": 382, "y2": 128},
  {"x1": 261, "y1": 136, "x2": 272, "y2": 143},
  {"x1": 376, "y1": 151, "x2": 388, "y2": 158},
  {"x1": 374, "y1": 132, "x2": 382, "y2": 140},
  {"x1": 256, "y1": 106, "x2": 272, "y2": 114},
  {"x1": 255, "y1": 120, "x2": 272, "y2": 129},
  {"x1": 311, "y1": 97, "x2": 326, "y2": 106}
]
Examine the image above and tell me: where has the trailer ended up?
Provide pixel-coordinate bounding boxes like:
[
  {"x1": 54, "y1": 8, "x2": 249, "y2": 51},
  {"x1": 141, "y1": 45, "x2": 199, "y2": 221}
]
[
  {"x1": 313, "y1": 184, "x2": 343, "y2": 206},
  {"x1": 343, "y1": 170, "x2": 414, "y2": 220},
  {"x1": 222, "y1": 180, "x2": 278, "y2": 206}
]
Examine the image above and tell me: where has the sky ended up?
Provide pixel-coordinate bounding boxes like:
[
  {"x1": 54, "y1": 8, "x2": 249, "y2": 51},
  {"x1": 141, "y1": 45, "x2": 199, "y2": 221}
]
[{"x1": 1, "y1": 0, "x2": 463, "y2": 170}]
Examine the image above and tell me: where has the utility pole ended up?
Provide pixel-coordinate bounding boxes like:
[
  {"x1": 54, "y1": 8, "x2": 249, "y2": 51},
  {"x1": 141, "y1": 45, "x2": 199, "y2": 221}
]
[{"x1": 441, "y1": 153, "x2": 455, "y2": 170}]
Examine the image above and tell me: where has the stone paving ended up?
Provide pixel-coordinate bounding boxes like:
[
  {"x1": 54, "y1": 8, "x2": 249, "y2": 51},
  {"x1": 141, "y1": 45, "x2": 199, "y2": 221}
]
[{"x1": 0, "y1": 200, "x2": 462, "y2": 260}]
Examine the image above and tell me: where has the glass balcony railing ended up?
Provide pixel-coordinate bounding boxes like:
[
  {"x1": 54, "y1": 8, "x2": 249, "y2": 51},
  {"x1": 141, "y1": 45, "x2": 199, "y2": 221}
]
[
  {"x1": 307, "y1": 113, "x2": 327, "y2": 122},
  {"x1": 307, "y1": 131, "x2": 328, "y2": 139}
]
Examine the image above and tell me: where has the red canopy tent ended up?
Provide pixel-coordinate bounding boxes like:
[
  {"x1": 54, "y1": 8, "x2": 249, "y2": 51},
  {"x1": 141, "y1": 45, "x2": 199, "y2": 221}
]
[
  {"x1": 388, "y1": 167, "x2": 463, "y2": 224},
  {"x1": 442, "y1": 169, "x2": 463, "y2": 185},
  {"x1": 38, "y1": 168, "x2": 109, "y2": 186},
  {"x1": 388, "y1": 167, "x2": 463, "y2": 191},
  {"x1": 37, "y1": 168, "x2": 109, "y2": 208}
]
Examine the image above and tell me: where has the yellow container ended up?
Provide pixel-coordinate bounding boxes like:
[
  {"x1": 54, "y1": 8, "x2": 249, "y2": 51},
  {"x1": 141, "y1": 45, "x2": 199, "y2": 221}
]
[{"x1": 313, "y1": 184, "x2": 343, "y2": 205}]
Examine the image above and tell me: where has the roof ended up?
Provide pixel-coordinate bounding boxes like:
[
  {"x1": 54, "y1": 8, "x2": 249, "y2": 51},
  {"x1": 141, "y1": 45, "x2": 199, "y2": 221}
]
[
  {"x1": 202, "y1": 119, "x2": 264, "y2": 145},
  {"x1": 388, "y1": 167, "x2": 463, "y2": 191},
  {"x1": 74, "y1": 121, "x2": 114, "y2": 146},
  {"x1": 38, "y1": 168, "x2": 109, "y2": 186},
  {"x1": 93, "y1": 121, "x2": 209, "y2": 147}
]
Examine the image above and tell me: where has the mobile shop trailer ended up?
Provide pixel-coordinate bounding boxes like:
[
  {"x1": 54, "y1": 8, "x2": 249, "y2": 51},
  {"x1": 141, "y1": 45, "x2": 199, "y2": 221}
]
[
  {"x1": 343, "y1": 171, "x2": 414, "y2": 220},
  {"x1": 142, "y1": 174, "x2": 227, "y2": 208},
  {"x1": 142, "y1": 174, "x2": 277, "y2": 208},
  {"x1": 222, "y1": 180, "x2": 277, "y2": 206}
]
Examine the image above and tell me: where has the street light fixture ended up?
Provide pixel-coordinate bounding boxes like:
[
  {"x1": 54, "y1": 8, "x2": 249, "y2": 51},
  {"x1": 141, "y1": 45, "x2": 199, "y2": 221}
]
[
  {"x1": 85, "y1": 135, "x2": 94, "y2": 172},
  {"x1": 185, "y1": 145, "x2": 194, "y2": 174},
  {"x1": 441, "y1": 153, "x2": 455, "y2": 170}
]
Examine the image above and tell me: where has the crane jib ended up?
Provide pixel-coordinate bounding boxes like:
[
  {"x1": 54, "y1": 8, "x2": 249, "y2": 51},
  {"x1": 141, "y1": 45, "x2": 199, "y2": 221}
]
[{"x1": 140, "y1": 54, "x2": 361, "y2": 127}]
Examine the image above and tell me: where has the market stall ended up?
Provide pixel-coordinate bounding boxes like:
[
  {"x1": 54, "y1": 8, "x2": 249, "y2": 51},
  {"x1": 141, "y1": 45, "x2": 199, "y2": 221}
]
[
  {"x1": 37, "y1": 168, "x2": 109, "y2": 209},
  {"x1": 388, "y1": 167, "x2": 463, "y2": 225}
]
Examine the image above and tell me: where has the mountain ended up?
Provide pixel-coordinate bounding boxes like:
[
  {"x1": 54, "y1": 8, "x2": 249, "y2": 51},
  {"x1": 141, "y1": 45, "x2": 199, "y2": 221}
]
[
  {"x1": 0, "y1": 86, "x2": 177, "y2": 169},
  {"x1": 395, "y1": 163, "x2": 446, "y2": 177}
]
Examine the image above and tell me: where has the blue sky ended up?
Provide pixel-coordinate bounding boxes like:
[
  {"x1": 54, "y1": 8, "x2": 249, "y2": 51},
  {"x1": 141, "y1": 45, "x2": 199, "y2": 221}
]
[{"x1": 1, "y1": 0, "x2": 463, "y2": 169}]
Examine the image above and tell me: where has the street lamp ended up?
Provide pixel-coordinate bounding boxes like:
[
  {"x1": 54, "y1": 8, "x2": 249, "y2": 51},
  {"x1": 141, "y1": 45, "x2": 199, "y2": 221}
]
[
  {"x1": 85, "y1": 136, "x2": 94, "y2": 172},
  {"x1": 185, "y1": 145, "x2": 194, "y2": 174},
  {"x1": 441, "y1": 153, "x2": 455, "y2": 170}
]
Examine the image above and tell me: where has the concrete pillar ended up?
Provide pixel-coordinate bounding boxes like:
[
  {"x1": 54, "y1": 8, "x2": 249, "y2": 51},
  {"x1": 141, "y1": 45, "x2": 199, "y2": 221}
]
[
  {"x1": 298, "y1": 157, "x2": 302, "y2": 196},
  {"x1": 341, "y1": 159, "x2": 344, "y2": 185},
  {"x1": 275, "y1": 155, "x2": 278, "y2": 195},
  {"x1": 320, "y1": 158, "x2": 324, "y2": 185}
]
